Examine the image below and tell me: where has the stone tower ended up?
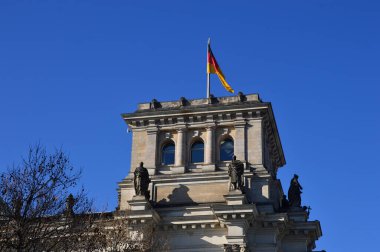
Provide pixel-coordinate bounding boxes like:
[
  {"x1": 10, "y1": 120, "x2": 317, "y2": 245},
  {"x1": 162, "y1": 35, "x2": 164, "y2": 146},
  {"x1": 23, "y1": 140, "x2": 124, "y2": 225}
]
[{"x1": 117, "y1": 93, "x2": 322, "y2": 252}]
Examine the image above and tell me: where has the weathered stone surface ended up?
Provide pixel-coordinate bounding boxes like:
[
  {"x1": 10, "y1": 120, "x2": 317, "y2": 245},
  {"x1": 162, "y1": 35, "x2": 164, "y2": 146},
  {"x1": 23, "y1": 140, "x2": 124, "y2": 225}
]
[
  {"x1": 156, "y1": 182, "x2": 228, "y2": 205},
  {"x1": 117, "y1": 93, "x2": 322, "y2": 251}
]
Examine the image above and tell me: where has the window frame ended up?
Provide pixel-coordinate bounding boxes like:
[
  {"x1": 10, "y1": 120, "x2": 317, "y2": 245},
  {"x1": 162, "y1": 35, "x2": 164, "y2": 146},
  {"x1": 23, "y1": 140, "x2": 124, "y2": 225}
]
[
  {"x1": 190, "y1": 140, "x2": 205, "y2": 164},
  {"x1": 161, "y1": 140, "x2": 175, "y2": 166},
  {"x1": 219, "y1": 137, "x2": 234, "y2": 162}
]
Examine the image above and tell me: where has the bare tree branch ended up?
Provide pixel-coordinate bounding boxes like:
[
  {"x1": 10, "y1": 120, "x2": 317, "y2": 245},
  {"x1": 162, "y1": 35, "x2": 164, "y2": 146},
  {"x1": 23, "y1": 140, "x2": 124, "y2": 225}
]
[
  {"x1": 0, "y1": 144, "x2": 92, "y2": 251},
  {"x1": 0, "y1": 144, "x2": 168, "y2": 252}
]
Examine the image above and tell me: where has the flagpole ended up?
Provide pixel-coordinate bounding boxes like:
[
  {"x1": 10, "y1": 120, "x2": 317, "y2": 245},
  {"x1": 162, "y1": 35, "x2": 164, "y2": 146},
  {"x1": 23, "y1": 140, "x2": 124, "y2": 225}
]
[{"x1": 207, "y1": 38, "x2": 211, "y2": 98}]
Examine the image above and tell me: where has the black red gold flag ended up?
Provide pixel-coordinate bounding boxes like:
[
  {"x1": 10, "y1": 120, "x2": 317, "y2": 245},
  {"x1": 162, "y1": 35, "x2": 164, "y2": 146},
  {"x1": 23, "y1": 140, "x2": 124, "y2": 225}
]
[{"x1": 207, "y1": 43, "x2": 234, "y2": 93}]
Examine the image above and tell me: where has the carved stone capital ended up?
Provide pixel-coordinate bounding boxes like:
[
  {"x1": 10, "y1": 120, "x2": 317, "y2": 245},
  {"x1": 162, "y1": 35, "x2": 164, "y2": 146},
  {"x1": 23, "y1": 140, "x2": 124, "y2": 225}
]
[
  {"x1": 222, "y1": 128, "x2": 230, "y2": 135},
  {"x1": 176, "y1": 127, "x2": 187, "y2": 133},
  {"x1": 206, "y1": 124, "x2": 216, "y2": 131},
  {"x1": 234, "y1": 121, "x2": 247, "y2": 128},
  {"x1": 146, "y1": 127, "x2": 159, "y2": 135}
]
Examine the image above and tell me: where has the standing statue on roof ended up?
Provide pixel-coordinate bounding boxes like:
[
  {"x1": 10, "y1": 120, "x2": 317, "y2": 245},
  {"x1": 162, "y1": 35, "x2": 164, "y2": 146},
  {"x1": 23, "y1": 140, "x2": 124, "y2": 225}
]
[
  {"x1": 134, "y1": 162, "x2": 151, "y2": 199},
  {"x1": 228, "y1": 155, "x2": 244, "y2": 191},
  {"x1": 288, "y1": 174, "x2": 303, "y2": 208}
]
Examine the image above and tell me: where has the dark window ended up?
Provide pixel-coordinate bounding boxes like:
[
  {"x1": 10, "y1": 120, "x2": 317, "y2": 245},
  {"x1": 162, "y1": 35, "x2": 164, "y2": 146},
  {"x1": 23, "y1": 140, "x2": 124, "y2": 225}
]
[
  {"x1": 162, "y1": 142, "x2": 175, "y2": 165},
  {"x1": 191, "y1": 141, "x2": 204, "y2": 163},
  {"x1": 220, "y1": 138, "x2": 234, "y2": 161}
]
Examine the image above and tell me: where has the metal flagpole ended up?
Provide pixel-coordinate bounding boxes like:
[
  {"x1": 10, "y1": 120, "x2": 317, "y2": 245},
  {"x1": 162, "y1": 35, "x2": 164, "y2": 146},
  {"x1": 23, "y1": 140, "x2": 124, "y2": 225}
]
[{"x1": 207, "y1": 38, "x2": 211, "y2": 98}]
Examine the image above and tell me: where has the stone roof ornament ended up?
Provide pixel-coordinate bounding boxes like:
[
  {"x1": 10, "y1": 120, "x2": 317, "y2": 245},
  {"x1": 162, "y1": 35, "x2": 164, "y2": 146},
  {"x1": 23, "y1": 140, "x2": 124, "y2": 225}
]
[
  {"x1": 179, "y1": 97, "x2": 188, "y2": 107},
  {"x1": 150, "y1": 99, "x2": 161, "y2": 109},
  {"x1": 237, "y1": 91, "x2": 246, "y2": 102},
  {"x1": 65, "y1": 194, "x2": 75, "y2": 217},
  {"x1": 224, "y1": 244, "x2": 245, "y2": 252},
  {"x1": 306, "y1": 206, "x2": 312, "y2": 216},
  {"x1": 208, "y1": 94, "x2": 218, "y2": 105}
]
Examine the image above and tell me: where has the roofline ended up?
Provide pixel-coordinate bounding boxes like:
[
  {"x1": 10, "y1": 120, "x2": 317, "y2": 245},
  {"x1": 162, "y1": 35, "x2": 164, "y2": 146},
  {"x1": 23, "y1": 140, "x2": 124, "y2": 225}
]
[
  {"x1": 122, "y1": 103, "x2": 270, "y2": 121},
  {"x1": 267, "y1": 103, "x2": 286, "y2": 167}
]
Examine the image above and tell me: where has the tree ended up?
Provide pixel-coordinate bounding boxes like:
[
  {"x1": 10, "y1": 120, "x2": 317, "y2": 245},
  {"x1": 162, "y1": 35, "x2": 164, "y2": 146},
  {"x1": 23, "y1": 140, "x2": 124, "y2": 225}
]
[
  {"x1": 96, "y1": 211, "x2": 169, "y2": 252},
  {"x1": 0, "y1": 145, "x2": 168, "y2": 251},
  {"x1": 0, "y1": 144, "x2": 93, "y2": 251}
]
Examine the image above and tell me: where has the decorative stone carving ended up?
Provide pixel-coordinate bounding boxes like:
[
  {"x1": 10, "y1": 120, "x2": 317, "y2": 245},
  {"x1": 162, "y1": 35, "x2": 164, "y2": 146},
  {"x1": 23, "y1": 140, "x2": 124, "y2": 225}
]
[
  {"x1": 193, "y1": 130, "x2": 200, "y2": 137},
  {"x1": 237, "y1": 91, "x2": 246, "y2": 102},
  {"x1": 208, "y1": 94, "x2": 218, "y2": 104},
  {"x1": 116, "y1": 190, "x2": 121, "y2": 211},
  {"x1": 150, "y1": 99, "x2": 161, "y2": 109},
  {"x1": 224, "y1": 244, "x2": 244, "y2": 252},
  {"x1": 134, "y1": 162, "x2": 151, "y2": 199},
  {"x1": 223, "y1": 128, "x2": 230, "y2": 135},
  {"x1": 240, "y1": 244, "x2": 248, "y2": 252},
  {"x1": 165, "y1": 132, "x2": 172, "y2": 139},
  {"x1": 288, "y1": 174, "x2": 303, "y2": 208},
  {"x1": 179, "y1": 96, "x2": 188, "y2": 106},
  {"x1": 65, "y1": 194, "x2": 75, "y2": 217},
  {"x1": 224, "y1": 244, "x2": 233, "y2": 252},
  {"x1": 228, "y1": 156, "x2": 244, "y2": 191}
]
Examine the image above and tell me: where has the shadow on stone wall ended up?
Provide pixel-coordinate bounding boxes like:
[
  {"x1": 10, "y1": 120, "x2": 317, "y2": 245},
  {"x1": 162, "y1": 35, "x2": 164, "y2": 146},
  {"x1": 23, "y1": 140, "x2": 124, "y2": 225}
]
[{"x1": 157, "y1": 184, "x2": 195, "y2": 205}]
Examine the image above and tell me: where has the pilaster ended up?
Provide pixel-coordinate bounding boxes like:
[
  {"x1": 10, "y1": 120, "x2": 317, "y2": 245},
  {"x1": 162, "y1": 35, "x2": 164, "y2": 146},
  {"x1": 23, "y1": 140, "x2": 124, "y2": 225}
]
[
  {"x1": 234, "y1": 119, "x2": 247, "y2": 168},
  {"x1": 247, "y1": 118, "x2": 264, "y2": 171},
  {"x1": 145, "y1": 127, "x2": 159, "y2": 175}
]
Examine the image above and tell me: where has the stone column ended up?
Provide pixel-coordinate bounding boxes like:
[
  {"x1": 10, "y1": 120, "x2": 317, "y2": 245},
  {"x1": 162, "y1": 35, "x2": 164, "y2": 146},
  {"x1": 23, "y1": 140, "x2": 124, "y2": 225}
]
[
  {"x1": 145, "y1": 128, "x2": 158, "y2": 175},
  {"x1": 234, "y1": 121, "x2": 247, "y2": 165},
  {"x1": 173, "y1": 128, "x2": 186, "y2": 173},
  {"x1": 204, "y1": 126, "x2": 216, "y2": 171},
  {"x1": 205, "y1": 126, "x2": 215, "y2": 163}
]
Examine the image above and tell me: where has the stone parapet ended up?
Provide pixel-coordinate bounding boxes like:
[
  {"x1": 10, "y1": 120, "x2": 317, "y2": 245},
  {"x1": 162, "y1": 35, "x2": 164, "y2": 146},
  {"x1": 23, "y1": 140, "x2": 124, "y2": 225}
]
[{"x1": 136, "y1": 94, "x2": 262, "y2": 111}]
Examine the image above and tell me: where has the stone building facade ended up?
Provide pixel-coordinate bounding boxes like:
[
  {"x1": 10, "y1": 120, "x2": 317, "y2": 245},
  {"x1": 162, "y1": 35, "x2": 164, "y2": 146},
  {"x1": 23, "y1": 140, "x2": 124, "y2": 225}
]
[{"x1": 117, "y1": 93, "x2": 323, "y2": 251}]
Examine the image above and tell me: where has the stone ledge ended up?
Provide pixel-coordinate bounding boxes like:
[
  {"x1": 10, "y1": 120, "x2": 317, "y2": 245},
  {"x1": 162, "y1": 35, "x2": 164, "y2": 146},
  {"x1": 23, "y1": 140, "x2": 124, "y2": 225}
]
[
  {"x1": 134, "y1": 93, "x2": 261, "y2": 112},
  {"x1": 171, "y1": 166, "x2": 185, "y2": 174},
  {"x1": 224, "y1": 190, "x2": 247, "y2": 205},
  {"x1": 128, "y1": 195, "x2": 150, "y2": 211}
]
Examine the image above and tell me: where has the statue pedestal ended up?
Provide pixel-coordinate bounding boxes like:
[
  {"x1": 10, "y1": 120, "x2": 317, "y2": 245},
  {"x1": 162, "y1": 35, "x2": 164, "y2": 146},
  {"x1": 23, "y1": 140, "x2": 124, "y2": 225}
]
[
  {"x1": 126, "y1": 195, "x2": 161, "y2": 225},
  {"x1": 224, "y1": 190, "x2": 247, "y2": 206},
  {"x1": 288, "y1": 207, "x2": 308, "y2": 222},
  {"x1": 128, "y1": 195, "x2": 150, "y2": 211},
  {"x1": 288, "y1": 206, "x2": 304, "y2": 212},
  {"x1": 147, "y1": 168, "x2": 156, "y2": 176},
  {"x1": 213, "y1": 191, "x2": 257, "y2": 251}
]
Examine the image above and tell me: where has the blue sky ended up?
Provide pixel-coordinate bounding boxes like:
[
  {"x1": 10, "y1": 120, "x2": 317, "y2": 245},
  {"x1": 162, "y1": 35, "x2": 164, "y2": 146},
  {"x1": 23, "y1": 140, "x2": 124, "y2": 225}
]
[{"x1": 1, "y1": 1, "x2": 379, "y2": 250}]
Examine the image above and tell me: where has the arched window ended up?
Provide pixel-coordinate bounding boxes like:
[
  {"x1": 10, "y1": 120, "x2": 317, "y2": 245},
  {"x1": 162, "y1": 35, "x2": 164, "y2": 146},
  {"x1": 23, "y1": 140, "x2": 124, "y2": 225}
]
[
  {"x1": 220, "y1": 138, "x2": 234, "y2": 161},
  {"x1": 191, "y1": 141, "x2": 204, "y2": 163},
  {"x1": 162, "y1": 141, "x2": 175, "y2": 165}
]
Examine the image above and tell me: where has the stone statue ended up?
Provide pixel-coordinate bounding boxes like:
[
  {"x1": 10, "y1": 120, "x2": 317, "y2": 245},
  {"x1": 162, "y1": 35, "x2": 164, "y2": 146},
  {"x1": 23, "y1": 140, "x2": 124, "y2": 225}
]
[
  {"x1": 65, "y1": 194, "x2": 75, "y2": 217},
  {"x1": 224, "y1": 244, "x2": 245, "y2": 252},
  {"x1": 134, "y1": 162, "x2": 151, "y2": 199},
  {"x1": 288, "y1": 174, "x2": 303, "y2": 207},
  {"x1": 228, "y1": 155, "x2": 244, "y2": 191},
  {"x1": 224, "y1": 244, "x2": 233, "y2": 252}
]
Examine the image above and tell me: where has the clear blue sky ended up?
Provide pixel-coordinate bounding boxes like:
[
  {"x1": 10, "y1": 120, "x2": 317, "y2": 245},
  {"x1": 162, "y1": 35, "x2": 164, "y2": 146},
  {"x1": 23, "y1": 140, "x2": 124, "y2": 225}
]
[{"x1": 1, "y1": 1, "x2": 379, "y2": 251}]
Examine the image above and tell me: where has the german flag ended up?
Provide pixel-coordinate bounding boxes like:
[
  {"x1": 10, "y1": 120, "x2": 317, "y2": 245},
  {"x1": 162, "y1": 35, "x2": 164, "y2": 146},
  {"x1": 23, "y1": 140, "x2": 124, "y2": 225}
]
[{"x1": 207, "y1": 43, "x2": 234, "y2": 93}]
